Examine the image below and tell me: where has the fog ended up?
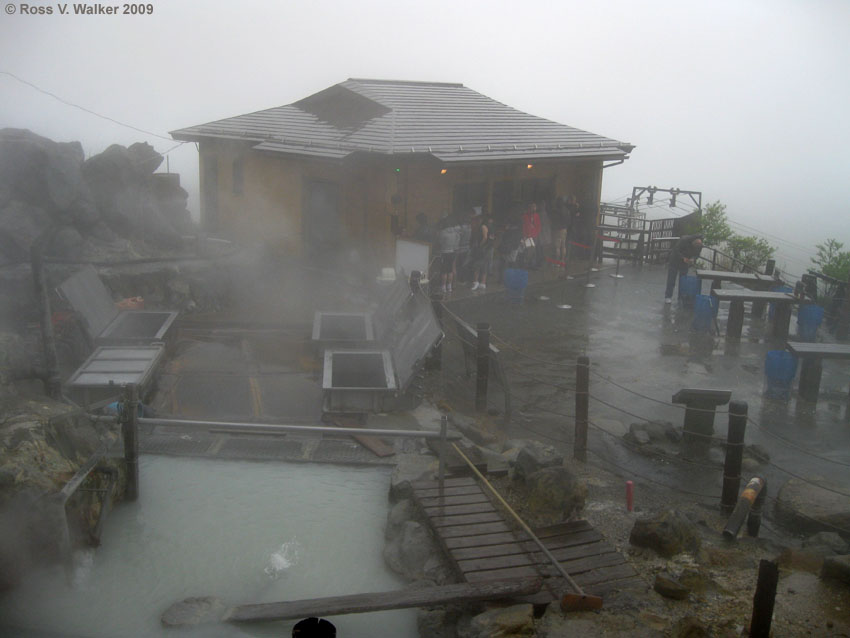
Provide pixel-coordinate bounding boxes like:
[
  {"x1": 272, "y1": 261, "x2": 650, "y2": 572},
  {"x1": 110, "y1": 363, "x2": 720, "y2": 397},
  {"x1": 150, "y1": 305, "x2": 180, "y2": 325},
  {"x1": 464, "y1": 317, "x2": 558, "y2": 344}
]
[{"x1": 1, "y1": 0, "x2": 848, "y2": 278}]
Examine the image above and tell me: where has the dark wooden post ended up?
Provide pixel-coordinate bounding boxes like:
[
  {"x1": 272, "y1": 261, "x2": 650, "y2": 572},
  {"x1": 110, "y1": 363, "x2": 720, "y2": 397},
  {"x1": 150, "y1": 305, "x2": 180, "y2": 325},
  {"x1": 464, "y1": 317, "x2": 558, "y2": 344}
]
[
  {"x1": 726, "y1": 300, "x2": 745, "y2": 342},
  {"x1": 574, "y1": 356, "x2": 589, "y2": 462},
  {"x1": 721, "y1": 401, "x2": 748, "y2": 515},
  {"x1": 749, "y1": 559, "x2": 779, "y2": 638},
  {"x1": 30, "y1": 243, "x2": 61, "y2": 399},
  {"x1": 475, "y1": 323, "x2": 490, "y2": 412},
  {"x1": 438, "y1": 415, "x2": 447, "y2": 499},
  {"x1": 764, "y1": 259, "x2": 775, "y2": 276},
  {"x1": 427, "y1": 291, "x2": 444, "y2": 370},
  {"x1": 122, "y1": 384, "x2": 140, "y2": 501},
  {"x1": 837, "y1": 274, "x2": 850, "y2": 341}
]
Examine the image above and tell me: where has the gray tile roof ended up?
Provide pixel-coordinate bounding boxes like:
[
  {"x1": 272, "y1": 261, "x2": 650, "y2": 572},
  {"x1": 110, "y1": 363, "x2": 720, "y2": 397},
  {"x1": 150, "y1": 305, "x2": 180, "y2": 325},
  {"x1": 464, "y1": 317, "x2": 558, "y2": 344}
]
[{"x1": 170, "y1": 78, "x2": 633, "y2": 163}]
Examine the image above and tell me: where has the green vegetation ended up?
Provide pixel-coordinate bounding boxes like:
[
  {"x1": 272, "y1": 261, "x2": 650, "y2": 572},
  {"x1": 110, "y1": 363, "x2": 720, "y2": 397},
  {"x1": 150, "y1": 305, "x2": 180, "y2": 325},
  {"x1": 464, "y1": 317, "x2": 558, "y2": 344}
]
[
  {"x1": 811, "y1": 239, "x2": 850, "y2": 282},
  {"x1": 696, "y1": 200, "x2": 775, "y2": 272}
]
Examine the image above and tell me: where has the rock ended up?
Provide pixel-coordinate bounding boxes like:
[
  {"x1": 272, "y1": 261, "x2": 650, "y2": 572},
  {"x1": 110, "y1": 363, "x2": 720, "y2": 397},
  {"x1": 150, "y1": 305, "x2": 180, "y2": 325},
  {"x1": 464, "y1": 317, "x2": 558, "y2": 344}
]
[
  {"x1": 450, "y1": 413, "x2": 499, "y2": 447},
  {"x1": 389, "y1": 453, "x2": 437, "y2": 501},
  {"x1": 803, "y1": 532, "x2": 849, "y2": 555},
  {"x1": 47, "y1": 225, "x2": 85, "y2": 260},
  {"x1": 630, "y1": 510, "x2": 701, "y2": 557},
  {"x1": 524, "y1": 466, "x2": 586, "y2": 519},
  {"x1": 672, "y1": 616, "x2": 710, "y2": 638},
  {"x1": 820, "y1": 554, "x2": 850, "y2": 585},
  {"x1": 385, "y1": 499, "x2": 415, "y2": 540},
  {"x1": 0, "y1": 201, "x2": 51, "y2": 263},
  {"x1": 418, "y1": 607, "x2": 461, "y2": 638},
  {"x1": 653, "y1": 573, "x2": 690, "y2": 600},
  {"x1": 509, "y1": 439, "x2": 563, "y2": 481},
  {"x1": 460, "y1": 604, "x2": 534, "y2": 638},
  {"x1": 634, "y1": 430, "x2": 651, "y2": 445},
  {"x1": 775, "y1": 478, "x2": 850, "y2": 535},
  {"x1": 382, "y1": 521, "x2": 438, "y2": 580}
]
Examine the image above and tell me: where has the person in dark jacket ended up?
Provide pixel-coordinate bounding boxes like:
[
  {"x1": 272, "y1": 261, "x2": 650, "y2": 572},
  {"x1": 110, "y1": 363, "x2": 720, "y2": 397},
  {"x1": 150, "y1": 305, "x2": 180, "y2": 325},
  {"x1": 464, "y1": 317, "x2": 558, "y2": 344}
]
[{"x1": 665, "y1": 234, "x2": 703, "y2": 302}]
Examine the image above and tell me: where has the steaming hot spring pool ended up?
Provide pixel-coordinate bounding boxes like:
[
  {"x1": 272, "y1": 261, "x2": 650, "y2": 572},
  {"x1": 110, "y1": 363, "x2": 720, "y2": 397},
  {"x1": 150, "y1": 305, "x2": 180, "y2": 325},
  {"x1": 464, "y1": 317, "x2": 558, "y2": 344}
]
[{"x1": 0, "y1": 455, "x2": 417, "y2": 637}]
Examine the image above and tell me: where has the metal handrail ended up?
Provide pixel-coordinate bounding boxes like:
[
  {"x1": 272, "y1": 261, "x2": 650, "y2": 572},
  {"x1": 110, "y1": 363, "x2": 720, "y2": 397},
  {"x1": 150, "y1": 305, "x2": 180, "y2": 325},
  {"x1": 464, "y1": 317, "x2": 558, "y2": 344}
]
[{"x1": 137, "y1": 417, "x2": 459, "y2": 440}]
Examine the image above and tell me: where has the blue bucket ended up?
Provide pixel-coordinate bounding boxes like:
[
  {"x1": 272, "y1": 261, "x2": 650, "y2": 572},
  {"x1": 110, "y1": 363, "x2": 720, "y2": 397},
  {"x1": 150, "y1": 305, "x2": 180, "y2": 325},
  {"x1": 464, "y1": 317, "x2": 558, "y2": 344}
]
[
  {"x1": 768, "y1": 285, "x2": 793, "y2": 319},
  {"x1": 679, "y1": 275, "x2": 700, "y2": 307},
  {"x1": 503, "y1": 268, "x2": 528, "y2": 304},
  {"x1": 764, "y1": 350, "x2": 798, "y2": 399},
  {"x1": 692, "y1": 294, "x2": 718, "y2": 333},
  {"x1": 797, "y1": 304, "x2": 824, "y2": 341}
]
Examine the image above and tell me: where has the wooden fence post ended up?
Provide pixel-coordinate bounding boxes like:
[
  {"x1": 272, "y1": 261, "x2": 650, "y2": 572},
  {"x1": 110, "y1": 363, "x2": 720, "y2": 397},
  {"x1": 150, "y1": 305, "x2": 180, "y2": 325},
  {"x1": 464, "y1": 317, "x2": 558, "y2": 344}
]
[
  {"x1": 475, "y1": 323, "x2": 490, "y2": 412},
  {"x1": 721, "y1": 401, "x2": 748, "y2": 515},
  {"x1": 574, "y1": 356, "x2": 589, "y2": 462}
]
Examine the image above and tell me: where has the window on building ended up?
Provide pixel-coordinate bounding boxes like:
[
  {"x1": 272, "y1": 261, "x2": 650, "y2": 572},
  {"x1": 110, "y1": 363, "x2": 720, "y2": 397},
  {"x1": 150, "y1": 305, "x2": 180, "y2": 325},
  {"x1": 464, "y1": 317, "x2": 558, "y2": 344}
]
[{"x1": 232, "y1": 157, "x2": 244, "y2": 196}]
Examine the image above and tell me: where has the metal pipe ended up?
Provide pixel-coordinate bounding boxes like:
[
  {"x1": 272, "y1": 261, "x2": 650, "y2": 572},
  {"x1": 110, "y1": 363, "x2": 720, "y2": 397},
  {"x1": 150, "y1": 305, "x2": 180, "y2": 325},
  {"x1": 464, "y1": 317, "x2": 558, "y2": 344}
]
[
  {"x1": 722, "y1": 476, "x2": 765, "y2": 540},
  {"x1": 123, "y1": 384, "x2": 140, "y2": 502},
  {"x1": 139, "y1": 417, "x2": 460, "y2": 440}
]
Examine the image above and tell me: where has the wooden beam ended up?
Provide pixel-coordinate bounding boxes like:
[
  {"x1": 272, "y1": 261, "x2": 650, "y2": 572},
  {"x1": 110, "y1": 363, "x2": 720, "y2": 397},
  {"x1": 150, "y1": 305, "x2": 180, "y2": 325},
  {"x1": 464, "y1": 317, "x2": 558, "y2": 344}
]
[{"x1": 224, "y1": 577, "x2": 542, "y2": 624}]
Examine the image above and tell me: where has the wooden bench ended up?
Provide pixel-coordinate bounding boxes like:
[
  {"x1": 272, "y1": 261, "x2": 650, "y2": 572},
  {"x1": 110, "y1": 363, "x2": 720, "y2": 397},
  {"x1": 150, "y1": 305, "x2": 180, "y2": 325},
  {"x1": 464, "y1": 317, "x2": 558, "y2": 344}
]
[
  {"x1": 711, "y1": 289, "x2": 797, "y2": 342},
  {"x1": 785, "y1": 341, "x2": 850, "y2": 402}
]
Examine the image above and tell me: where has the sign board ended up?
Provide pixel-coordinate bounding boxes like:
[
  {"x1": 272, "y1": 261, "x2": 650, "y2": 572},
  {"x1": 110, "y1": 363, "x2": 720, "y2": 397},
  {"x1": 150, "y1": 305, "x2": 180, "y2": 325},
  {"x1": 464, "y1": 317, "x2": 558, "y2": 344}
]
[{"x1": 395, "y1": 239, "x2": 431, "y2": 281}]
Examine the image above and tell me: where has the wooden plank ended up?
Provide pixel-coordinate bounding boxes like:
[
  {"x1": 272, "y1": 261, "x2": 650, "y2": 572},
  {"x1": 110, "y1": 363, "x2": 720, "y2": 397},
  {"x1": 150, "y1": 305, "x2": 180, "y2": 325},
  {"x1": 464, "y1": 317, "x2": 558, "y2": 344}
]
[
  {"x1": 419, "y1": 492, "x2": 492, "y2": 508},
  {"x1": 431, "y1": 511, "x2": 504, "y2": 528},
  {"x1": 332, "y1": 418, "x2": 396, "y2": 458},
  {"x1": 175, "y1": 578, "x2": 544, "y2": 625},
  {"x1": 444, "y1": 531, "x2": 524, "y2": 550},
  {"x1": 438, "y1": 522, "x2": 512, "y2": 538},
  {"x1": 459, "y1": 553, "x2": 539, "y2": 573},
  {"x1": 414, "y1": 484, "x2": 483, "y2": 498},
  {"x1": 524, "y1": 542, "x2": 617, "y2": 566},
  {"x1": 413, "y1": 476, "x2": 478, "y2": 490},
  {"x1": 452, "y1": 541, "x2": 538, "y2": 561},
  {"x1": 572, "y1": 563, "x2": 639, "y2": 587},
  {"x1": 533, "y1": 552, "x2": 628, "y2": 577},
  {"x1": 533, "y1": 520, "x2": 594, "y2": 538},
  {"x1": 424, "y1": 502, "x2": 496, "y2": 517},
  {"x1": 786, "y1": 342, "x2": 850, "y2": 358},
  {"x1": 522, "y1": 528, "x2": 603, "y2": 550},
  {"x1": 465, "y1": 566, "x2": 542, "y2": 582}
]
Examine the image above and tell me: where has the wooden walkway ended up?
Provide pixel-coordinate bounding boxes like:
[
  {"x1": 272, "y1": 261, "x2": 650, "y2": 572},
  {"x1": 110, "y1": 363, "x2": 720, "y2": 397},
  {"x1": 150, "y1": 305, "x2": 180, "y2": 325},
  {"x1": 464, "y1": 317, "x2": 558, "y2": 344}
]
[{"x1": 411, "y1": 476, "x2": 642, "y2": 605}]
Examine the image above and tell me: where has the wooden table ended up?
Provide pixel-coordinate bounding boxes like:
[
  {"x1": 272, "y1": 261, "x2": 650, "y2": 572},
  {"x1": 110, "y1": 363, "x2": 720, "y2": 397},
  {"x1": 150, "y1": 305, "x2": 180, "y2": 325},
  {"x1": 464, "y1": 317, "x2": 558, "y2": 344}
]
[
  {"x1": 711, "y1": 289, "x2": 796, "y2": 341},
  {"x1": 696, "y1": 270, "x2": 777, "y2": 315},
  {"x1": 785, "y1": 341, "x2": 850, "y2": 402}
]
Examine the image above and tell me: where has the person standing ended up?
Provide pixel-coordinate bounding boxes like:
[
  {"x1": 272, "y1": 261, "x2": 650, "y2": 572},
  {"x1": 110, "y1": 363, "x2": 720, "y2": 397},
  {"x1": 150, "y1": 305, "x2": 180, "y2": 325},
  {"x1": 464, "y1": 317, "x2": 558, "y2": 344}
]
[
  {"x1": 551, "y1": 197, "x2": 568, "y2": 267},
  {"x1": 665, "y1": 234, "x2": 703, "y2": 302},
  {"x1": 437, "y1": 214, "x2": 460, "y2": 294},
  {"x1": 521, "y1": 203, "x2": 541, "y2": 269},
  {"x1": 470, "y1": 215, "x2": 494, "y2": 291}
]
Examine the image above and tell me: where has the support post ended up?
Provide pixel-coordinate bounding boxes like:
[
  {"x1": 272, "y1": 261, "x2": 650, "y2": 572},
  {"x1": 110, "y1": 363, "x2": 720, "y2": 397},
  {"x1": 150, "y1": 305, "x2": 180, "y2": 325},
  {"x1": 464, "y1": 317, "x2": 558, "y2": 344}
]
[
  {"x1": 764, "y1": 259, "x2": 775, "y2": 276},
  {"x1": 30, "y1": 242, "x2": 61, "y2": 399},
  {"x1": 574, "y1": 356, "x2": 589, "y2": 462},
  {"x1": 749, "y1": 559, "x2": 779, "y2": 638},
  {"x1": 837, "y1": 274, "x2": 850, "y2": 341},
  {"x1": 721, "y1": 401, "x2": 748, "y2": 515},
  {"x1": 122, "y1": 384, "x2": 140, "y2": 501},
  {"x1": 427, "y1": 291, "x2": 444, "y2": 370},
  {"x1": 475, "y1": 323, "x2": 490, "y2": 412},
  {"x1": 409, "y1": 270, "x2": 421, "y2": 292},
  {"x1": 438, "y1": 415, "x2": 447, "y2": 498}
]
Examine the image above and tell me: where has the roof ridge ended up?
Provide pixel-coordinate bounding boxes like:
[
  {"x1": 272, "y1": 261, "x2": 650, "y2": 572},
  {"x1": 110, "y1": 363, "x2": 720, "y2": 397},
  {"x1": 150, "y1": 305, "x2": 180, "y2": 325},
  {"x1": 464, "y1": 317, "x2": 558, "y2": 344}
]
[{"x1": 347, "y1": 78, "x2": 464, "y2": 88}]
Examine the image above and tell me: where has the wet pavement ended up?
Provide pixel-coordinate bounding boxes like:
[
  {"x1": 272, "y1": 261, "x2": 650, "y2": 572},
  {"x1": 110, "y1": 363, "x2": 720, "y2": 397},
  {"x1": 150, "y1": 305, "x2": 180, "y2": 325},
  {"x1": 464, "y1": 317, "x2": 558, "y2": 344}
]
[{"x1": 443, "y1": 260, "x2": 850, "y2": 520}]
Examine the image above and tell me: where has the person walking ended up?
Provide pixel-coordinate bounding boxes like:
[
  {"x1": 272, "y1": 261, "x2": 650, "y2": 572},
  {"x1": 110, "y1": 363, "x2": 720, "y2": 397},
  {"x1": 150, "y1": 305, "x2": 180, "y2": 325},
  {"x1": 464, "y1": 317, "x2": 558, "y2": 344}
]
[{"x1": 665, "y1": 234, "x2": 703, "y2": 302}]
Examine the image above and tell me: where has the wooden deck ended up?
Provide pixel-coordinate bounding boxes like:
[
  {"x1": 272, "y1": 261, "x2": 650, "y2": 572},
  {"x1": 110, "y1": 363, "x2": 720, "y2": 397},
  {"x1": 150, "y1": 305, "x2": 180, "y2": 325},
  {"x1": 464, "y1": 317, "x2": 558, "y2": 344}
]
[{"x1": 411, "y1": 476, "x2": 642, "y2": 605}]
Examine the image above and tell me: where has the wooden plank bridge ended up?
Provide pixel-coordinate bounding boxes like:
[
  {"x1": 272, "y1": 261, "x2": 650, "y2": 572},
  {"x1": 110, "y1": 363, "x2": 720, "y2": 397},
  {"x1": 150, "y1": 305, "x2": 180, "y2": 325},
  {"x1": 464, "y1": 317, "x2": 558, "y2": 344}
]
[{"x1": 411, "y1": 476, "x2": 642, "y2": 605}]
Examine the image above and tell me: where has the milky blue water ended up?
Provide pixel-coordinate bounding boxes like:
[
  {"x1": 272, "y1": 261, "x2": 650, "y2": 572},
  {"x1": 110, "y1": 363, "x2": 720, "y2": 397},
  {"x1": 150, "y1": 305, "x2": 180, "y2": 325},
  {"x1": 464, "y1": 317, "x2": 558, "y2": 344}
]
[{"x1": 0, "y1": 456, "x2": 417, "y2": 638}]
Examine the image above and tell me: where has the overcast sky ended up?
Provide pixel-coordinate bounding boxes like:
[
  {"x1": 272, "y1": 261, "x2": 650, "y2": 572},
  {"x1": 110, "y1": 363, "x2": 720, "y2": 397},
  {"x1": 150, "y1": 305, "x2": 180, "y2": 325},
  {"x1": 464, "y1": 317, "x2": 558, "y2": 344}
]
[{"x1": 1, "y1": 0, "x2": 848, "y2": 278}]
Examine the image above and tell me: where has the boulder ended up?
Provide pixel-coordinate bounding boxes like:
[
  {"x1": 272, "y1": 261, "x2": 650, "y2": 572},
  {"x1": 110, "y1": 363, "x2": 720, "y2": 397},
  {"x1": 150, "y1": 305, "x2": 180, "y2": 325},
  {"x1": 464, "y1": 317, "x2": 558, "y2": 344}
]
[
  {"x1": 417, "y1": 607, "x2": 461, "y2": 638},
  {"x1": 672, "y1": 616, "x2": 710, "y2": 638},
  {"x1": 385, "y1": 499, "x2": 415, "y2": 541},
  {"x1": 630, "y1": 510, "x2": 701, "y2": 557},
  {"x1": 459, "y1": 604, "x2": 534, "y2": 638},
  {"x1": 802, "y1": 531, "x2": 849, "y2": 555},
  {"x1": 524, "y1": 466, "x2": 586, "y2": 520},
  {"x1": 390, "y1": 454, "x2": 437, "y2": 501},
  {"x1": 382, "y1": 520, "x2": 439, "y2": 581},
  {"x1": 653, "y1": 573, "x2": 690, "y2": 600},
  {"x1": 775, "y1": 478, "x2": 850, "y2": 535},
  {"x1": 0, "y1": 201, "x2": 51, "y2": 263},
  {"x1": 508, "y1": 439, "x2": 563, "y2": 481},
  {"x1": 820, "y1": 554, "x2": 850, "y2": 585}
]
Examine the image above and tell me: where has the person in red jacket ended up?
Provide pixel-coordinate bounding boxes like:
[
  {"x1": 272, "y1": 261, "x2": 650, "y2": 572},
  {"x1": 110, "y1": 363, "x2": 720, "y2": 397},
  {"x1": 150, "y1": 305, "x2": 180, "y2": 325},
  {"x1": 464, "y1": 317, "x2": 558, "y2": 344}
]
[{"x1": 522, "y1": 203, "x2": 541, "y2": 268}]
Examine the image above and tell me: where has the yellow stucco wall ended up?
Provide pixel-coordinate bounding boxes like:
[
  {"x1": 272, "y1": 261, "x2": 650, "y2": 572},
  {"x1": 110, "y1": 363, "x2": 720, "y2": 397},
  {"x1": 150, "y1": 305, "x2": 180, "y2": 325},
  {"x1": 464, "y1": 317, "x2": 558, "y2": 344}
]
[{"x1": 199, "y1": 140, "x2": 607, "y2": 260}]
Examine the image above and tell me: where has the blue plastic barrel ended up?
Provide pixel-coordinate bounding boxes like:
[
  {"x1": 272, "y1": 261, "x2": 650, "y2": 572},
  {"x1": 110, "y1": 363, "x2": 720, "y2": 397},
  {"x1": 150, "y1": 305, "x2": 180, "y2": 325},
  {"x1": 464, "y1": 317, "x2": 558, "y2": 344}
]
[
  {"x1": 764, "y1": 350, "x2": 798, "y2": 399},
  {"x1": 678, "y1": 275, "x2": 700, "y2": 307},
  {"x1": 768, "y1": 285, "x2": 793, "y2": 319},
  {"x1": 797, "y1": 304, "x2": 824, "y2": 341},
  {"x1": 503, "y1": 268, "x2": 528, "y2": 304},
  {"x1": 692, "y1": 294, "x2": 718, "y2": 333}
]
